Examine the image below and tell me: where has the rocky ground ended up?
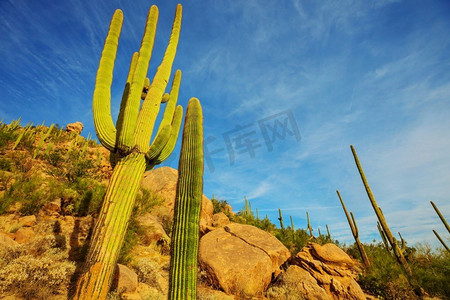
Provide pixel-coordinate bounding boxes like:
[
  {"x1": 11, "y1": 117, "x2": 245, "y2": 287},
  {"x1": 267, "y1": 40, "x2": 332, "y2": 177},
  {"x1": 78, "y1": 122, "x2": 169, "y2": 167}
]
[{"x1": 0, "y1": 165, "x2": 375, "y2": 300}]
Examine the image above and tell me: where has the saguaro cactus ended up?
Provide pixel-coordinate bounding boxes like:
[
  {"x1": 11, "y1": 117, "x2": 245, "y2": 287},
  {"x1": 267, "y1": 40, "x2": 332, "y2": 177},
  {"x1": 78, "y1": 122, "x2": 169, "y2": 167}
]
[
  {"x1": 377, "y1": 221, "x2": 391, "y2": 253},
  {"x1": 74, "y1": 5, "x2": 183, "y2": 299},
  {"x1": 350, "y1": 145, "x2": 412, "y2": 276},
  {"x1": 336, "y1": 190, "x2": 370, "y2": 268},
  {"x1": 169, "y1": 98, "x2": 203, "y2": 299},
  {"x1": 278, "y1": 208, "x2": 285, "y2": 230},
  {"x1": 306, "y1": 211, "x2": 314, "y2": 237},
  {"x1": 290, "y1": 215, "x2": 295, "y2": 232},
  {"x1": 326, "y1": 224, "x2": 331, "y2": 240}
]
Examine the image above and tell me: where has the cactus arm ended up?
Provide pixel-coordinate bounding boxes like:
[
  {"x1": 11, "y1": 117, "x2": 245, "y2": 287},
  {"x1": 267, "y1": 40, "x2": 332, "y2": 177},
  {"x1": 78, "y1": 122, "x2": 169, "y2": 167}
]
[
  {"x1": 169, "y1": 98, "x2": 203, "y2": 299},
  {"x1": 377, "y1": 221, "x2": 391, "y2": 252},
  {"x1": 430, "y1": 201, "x2": 450, "y2": 234},
  {"x1": 433, "y1": 230, "x2": 449, "y2": 252},
  {"x1": 115, "y1": 52, "x2": 139, "y2": 139},
  {"x1": 351, "y1": 145, "x2": 410, "y2": 275},
  {"x1": 135, "y1": 4, "x2": 182, "y2": 151},
  {"x1": 350, "y1": 212, "x2": 359, "y2": 237},
  {"x1": 161, "y1": 92, "x2": 170, "y2": 103},
  {"x1": 92, "y1": 10, "x2": 123, "y2": 152},
  {"x1": 116, "y1": 6, "x2": 159, "y2": 151},
  {"x1": 151, "y1": 105, "x2": 183, "y2": 164},
  {"x1": 145, "y1": 124, "x2": 171, "y2": 161},
  {"x1": 152, "y1": 70, "x2": 181, "y2": 140}
]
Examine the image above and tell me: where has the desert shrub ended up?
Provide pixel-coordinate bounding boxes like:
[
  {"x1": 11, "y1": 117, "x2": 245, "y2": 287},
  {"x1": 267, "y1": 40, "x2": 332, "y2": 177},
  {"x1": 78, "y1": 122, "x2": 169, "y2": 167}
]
[
  {"x1": 134, "y1": 188, "x2": 164, "y2": 216},
  {"x1": 211, "y1": 196, "x2": 230, "y2": 216},
  {"x1": 0, "y1": 237, "x2": 76, "y2": 299},
  {"x1": 0, "y1": 127, "x2": 17, "y2": 149},
  {"x1": 0, "y1": 158, "x2": 12, "y2": 171},
  {"x1": 44, "y1": 149, "x2": 64, "y2": 167}
]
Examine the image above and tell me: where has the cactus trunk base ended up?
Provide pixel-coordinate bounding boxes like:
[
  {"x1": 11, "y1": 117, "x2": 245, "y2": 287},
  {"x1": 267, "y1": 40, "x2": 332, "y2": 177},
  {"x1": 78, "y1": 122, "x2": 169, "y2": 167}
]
[{"x1": 74, "y1": 153, "x2": 146, "y2": 299}]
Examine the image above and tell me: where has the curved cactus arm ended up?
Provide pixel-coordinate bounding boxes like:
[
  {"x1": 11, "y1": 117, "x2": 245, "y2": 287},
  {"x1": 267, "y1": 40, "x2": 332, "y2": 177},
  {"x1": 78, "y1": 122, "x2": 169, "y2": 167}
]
[
  {"x1": 116, "y1": 5, "x2": 159, "y2": 151},
  {"x1": 116, "y1": 52, "x2": 139, "y2": 139},
  {"x1": 398, "y1": 232, "x2": 406, "y2": 253},
  {"x1": 151, "y1": 105, "x2": 183, "y2": 164},
  {"x1": 377, "y1": 221, "x2": 391, "y2": 252},
  {"x1": 92, "y1": 9, "x2": 123, "y2": 152},
  {"x1": 307, "y1": 211, "x2": 314, "y2": 237},
  {"x1": 430, "y1": 201, "x2": 450, "y2": 234},
  {"x1": 154, "y1": 70, "x2": 181, "y2": 138},
  {"x1": 169, "y1": 97, "x2": 203, "y2": 299},
  {"x1": 145, "y1": 124, "x2": 171, "y2": 161},
  {"x1": 433, "y1": 230, "x2": 449, "y2": 252},
  {"x1": 135, "y1": 4, "x2": 182, "y2": 151}
]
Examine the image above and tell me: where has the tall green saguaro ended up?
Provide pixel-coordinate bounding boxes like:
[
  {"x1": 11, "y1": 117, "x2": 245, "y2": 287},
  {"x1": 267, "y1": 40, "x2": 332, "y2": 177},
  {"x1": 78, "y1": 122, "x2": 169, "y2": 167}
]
[
  {"x1": 350, "y1": 145, "x2": 412, "y2": 276},
  {"x1": 74, "y1": 4, "x2": 183, "y2": 299},
  {"x1": 336, "y1": 190, "x2": 370, "y2": 268},
  {"x1": 278, "y1": 209, "x2": 285, "y2": 230},
  {"x1": 169, "y1": 98, "x2": 204, "y2": 299},
  {"x1": 306, "y1": 211, "x2": 314, "y2": 238}
]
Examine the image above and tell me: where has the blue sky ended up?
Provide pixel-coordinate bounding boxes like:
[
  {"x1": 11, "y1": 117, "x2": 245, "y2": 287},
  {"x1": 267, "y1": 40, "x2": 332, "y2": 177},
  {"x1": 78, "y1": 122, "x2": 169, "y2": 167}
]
[{"x1": 1, "y1": 0, "x2": 450, "y2": 248}]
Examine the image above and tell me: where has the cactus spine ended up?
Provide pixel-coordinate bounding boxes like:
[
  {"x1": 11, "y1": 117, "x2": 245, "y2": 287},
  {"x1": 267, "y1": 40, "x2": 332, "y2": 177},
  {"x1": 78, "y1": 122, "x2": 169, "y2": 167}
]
[
  {"x1": 350, "y1": 145, "x2": 412, "y2": 276},
  {"x1": 169, "y1": 98, "x2": 203, "y2": 299},
  {"x1": 306, "y1": 211, "x2": 314, "y2": 237},
  {"x1": 430, "y1": 201, "x2": 450, "y2": 234},
  {"x1": 433, "y1": 230, "x2": 449, "y2": 252},
  {"x1": 74, "y1": 5, "x2": 183, "y2": 299},
  {"x1": 336, "y1": 190, "x2": 370, "y2": 267},
  {"x1": 278, "y1": 208, "x2": 285, "y2": 230}
]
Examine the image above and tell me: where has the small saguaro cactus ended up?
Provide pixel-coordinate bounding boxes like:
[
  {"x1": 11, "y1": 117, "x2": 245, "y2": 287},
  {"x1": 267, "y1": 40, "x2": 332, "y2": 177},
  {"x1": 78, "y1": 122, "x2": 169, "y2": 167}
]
[
  {"x1": 74, "y1": 4, "x2": 183, "y2": 299},
  {"x1": 290, "y1": 215, "x2": 295, "y2": 232},
  {"x1": 377, "y1": 221, "x2": 391, "y2": 253},
  {"x1": 350, "y1": 145, "x2": 412, "y2": 276},
  {"x1": 326, "y1": 224, "x2": 331, "y2": 240},
  {"x1": 336, "y1": 190, "x2": 371, "y2": 268},
  {"x1": 430, "y1": 201, "x2": 450, "y2": 234},
  {"x1": 169, "y1": 98, "x2": 203, "y2": 299},
  {"x1": 306, "y1": 211, "x2": 314, "y2": 238},
  {"x1": 33, "y1": 123, "x2": 54, "y2": 158},
  {"x1": 278, "y1": 208, "x2": 285, "y2": 230}
]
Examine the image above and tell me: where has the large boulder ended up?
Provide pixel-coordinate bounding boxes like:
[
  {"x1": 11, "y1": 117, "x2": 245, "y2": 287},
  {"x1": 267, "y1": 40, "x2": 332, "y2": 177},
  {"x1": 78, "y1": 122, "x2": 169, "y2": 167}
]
[
  {"x1": 112, "y1": 264, "x2": 139, "y2": 294},
  {"x1": 141, "y1": 167, "x2": 213, "y2": 232},
  {"x1": 268, "y1": 242, "x2": 365, "y2": 300},
  {"x1": 65, "y1": 122, "x2": 84, "y2": 135},
  {"x1": 199, "y1": 223, "x2": 290, "y2": 298}
]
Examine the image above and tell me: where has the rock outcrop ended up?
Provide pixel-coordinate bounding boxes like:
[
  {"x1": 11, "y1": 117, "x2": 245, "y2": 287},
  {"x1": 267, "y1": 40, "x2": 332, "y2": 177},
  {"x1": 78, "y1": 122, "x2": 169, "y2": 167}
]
[
  {"x1": 199, "y1": 223, "x2": 290, "y2": 298},
  {"x1": 267, "y1": 242, "x2": 365, "y2": 300},
  {"x1": 65, "y1": 121, "x2": 84, "y2": 135}
]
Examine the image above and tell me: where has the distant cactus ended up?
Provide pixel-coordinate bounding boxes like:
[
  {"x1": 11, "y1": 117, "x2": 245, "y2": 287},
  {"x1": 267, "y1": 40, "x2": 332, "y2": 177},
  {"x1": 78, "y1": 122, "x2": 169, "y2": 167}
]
[
  {"x1": 278, "y1": 208, "x2": 285, "y2": 230},
  {"x1": 33, "y1": 124, "x2": 54, "y2": 158},
  {"x1": 336, "y1": 190, "x2": 371, "y2": 267},
  {"x1": 74, "y1": 4, "x2": 183, "y2": 299},
  {"x1": 169, "y1": 98, "x2": 203, "y2": 299},
  {"x1": 377, "y1": 221, "x2": 391, "y2": 253},
  {"x1": 350, "y1": 145, "x2": 411, "y2": 276},
  {"x1": 306, "y1": 211, "x2": 314, "y2": 238},
  {"x1": 290, "y1": 215, "x2": 295, "y2": 232},
  {"x1": 326, "y1": 224, "x2": 331, "y2": 240}
]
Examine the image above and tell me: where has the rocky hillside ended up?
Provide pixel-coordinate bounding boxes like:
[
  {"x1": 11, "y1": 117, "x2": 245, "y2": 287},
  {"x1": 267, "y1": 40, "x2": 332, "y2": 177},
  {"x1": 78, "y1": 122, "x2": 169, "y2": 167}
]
[{"x1": 0, "y1": 121, "x2": 446, "y2": 300}]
